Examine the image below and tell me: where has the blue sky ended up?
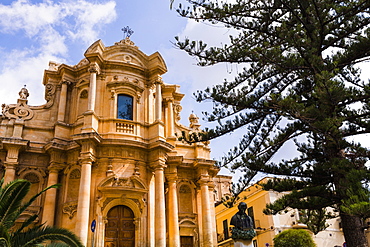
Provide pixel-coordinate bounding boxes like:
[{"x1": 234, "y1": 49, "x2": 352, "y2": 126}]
[{"x1": 1, "y1": 0, "x2": 369, "y2": 179}]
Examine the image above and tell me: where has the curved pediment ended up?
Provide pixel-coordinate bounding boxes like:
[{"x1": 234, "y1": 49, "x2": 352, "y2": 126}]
[{"x1": 83, "y1": 38, "x2": 167, "y2": 75}]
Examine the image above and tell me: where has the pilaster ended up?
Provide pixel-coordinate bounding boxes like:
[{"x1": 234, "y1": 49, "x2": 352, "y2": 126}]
[
  {"x1": 166, "y1": 165, "x2": 180, "y2": 247},
  {"x1": 2, "y1": 139, "x2": 28, "y2": 184}
]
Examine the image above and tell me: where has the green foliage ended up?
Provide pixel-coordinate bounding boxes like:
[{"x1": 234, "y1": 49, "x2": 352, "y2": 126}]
[
  {"x1": 231, "y1": 228, "x2": 256, "y2": 240},
  {"x1": 221, "y1": 170, "x2": 258, "y2": 208},
  {"x1": 174, "y1": 0, "x2": 370, "y2": 245},
  {"x1": 298, "y1": 209, "x2": 336, "y2": 235},
  {"x1": 0, "y1": 179, "x2": 84, "y2": 247},
  {"x1": 274, "y1": 229, "x2": 316, "y2": 247}
]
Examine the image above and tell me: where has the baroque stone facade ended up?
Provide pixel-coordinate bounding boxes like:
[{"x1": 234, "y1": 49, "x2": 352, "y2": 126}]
[{"x1": 0, "y1": 38, "x2": 220, "y2": 247}]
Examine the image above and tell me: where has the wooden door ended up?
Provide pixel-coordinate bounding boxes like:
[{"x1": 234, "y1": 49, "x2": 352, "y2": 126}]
[
  {"x1": 180, "y1": 236, "x2": 193, "y2": 247},
  {"x1": 105, "y1": 205, "x2": 135, "y2": 247}
]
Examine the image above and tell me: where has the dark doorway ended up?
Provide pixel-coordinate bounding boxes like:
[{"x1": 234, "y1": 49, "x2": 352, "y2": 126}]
[
  {"x1": 105, "y1": 205, "x2": 135, "y2": 247},
  {"x1": 180, "y1": 236, "x2": 194, "y2": 247}
]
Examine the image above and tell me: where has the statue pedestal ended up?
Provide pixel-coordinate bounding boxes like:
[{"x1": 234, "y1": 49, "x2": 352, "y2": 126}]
[{"x1": 234, "y1": 240, "x2": 254, "y2": 247}]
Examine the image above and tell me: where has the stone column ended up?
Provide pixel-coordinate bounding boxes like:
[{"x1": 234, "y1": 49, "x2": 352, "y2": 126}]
[
  {"x1": 155, "y1": 78, "x2": 163, "y2": 121},
  {"x1": 167, "y1": 175, "x2": 180, "y2": 247},
  {"x1": 154, "y1": 163, "x2": 166, "y2": 247},
  {"x1": 42, "y1": 167, "x2": 59, "y2": 226},
  {"x1": 199, "y1": 178, "x2": 214, "y2": 246},
  {"x1": 3, "y1": 145, "x2": 21, "y2": 185},
  {"x1": 209, "y1": 184, "x2": 218, "y2": 246},
  {"x1": 75, "y1": 159, "x2": 92, "y2": 246},
  {"x1": 88, "y1": 63, "x2": 99, "y2": 111},
  {"x1": 166, "y1": 98, "x2": 175, "y2": 137},
  {"x1": 3, "y1": 163, "x2": 17, "y2": 185},
  {"x1": 57, "y1": 81, "x2": 68, "y2": 122}
]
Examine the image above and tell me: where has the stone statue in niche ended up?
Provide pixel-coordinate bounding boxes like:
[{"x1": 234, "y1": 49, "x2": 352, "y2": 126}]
[{"x1": 230, "y1": 202, "x2": 256, "y2": 242}]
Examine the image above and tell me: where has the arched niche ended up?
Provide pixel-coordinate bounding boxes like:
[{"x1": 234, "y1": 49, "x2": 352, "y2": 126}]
[
  {"x1": 62, "y1": 165, "x2": 81, "y2": 220},
  {"x1": 177, "y1": 181, "x2": 196, "y2": 214},
  {"x1": 77, "y1": 89, "x2": 88, "y2": 116},
  {"x1": 19, "y1": 169, "x2": 45, "y2": 207}
]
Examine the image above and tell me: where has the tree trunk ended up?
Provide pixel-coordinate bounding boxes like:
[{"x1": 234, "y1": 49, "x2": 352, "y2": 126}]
[{"x1": 340, "y1": 213, "x2": 369, "y2": 247}]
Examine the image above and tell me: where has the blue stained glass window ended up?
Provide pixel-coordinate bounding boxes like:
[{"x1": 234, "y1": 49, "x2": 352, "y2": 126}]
[{"x1": 117, "y1": 94, "x2": 133, "y2": 120}]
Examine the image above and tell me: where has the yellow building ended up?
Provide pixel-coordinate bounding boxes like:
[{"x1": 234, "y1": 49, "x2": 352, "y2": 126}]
[
  {"x1": 215, "y1": 177, "x2": 346, "y2": 247},
  {"x1": 0, "y1": 38, "x2": 220, "y2": 247}
]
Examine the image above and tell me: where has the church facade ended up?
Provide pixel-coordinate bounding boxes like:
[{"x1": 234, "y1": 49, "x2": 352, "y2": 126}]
[{"x1": 0, "y1": 38, "x2": 220, "y2": 247}]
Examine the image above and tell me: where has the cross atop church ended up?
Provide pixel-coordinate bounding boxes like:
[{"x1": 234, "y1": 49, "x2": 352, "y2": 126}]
[{"x1": 121, "y1": 26, "x2": 134, "y2": 39}]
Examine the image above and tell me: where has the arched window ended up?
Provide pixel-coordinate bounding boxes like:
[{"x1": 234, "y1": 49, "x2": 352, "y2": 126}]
[{"x1": 117, "y1": 94, "x2": 133, "y2": 120}]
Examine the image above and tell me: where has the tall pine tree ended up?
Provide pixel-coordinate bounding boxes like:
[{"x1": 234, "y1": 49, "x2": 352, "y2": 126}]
[{"x1": 174, "y1": 0, "x2": 370, "y2": 246}]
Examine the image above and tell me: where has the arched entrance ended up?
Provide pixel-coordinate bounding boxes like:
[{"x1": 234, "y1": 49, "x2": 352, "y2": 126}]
[{"x1": 105, "y1": 205, "x2": 135, "y2": 247}]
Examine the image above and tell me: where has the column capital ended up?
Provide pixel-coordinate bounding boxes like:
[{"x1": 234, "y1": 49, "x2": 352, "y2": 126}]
[
  {"x1": 163, "y1": 97, "x2": 174, "y2": 103},
  {"x1": 207, "y1": 182, "x2": 216, "y2": 190},
  {"x1": 47, "y1": 163, "x2": 64, "y2": 173},
  {"x1": 59, "y1": 80, "x2": 73, "y2": 86},
  {"x1": 79, "y1": 157, "x2": 94, "y2": 165},
  {"x1": 151, "y1": 162, "x2": 167, "y2": 171},
  {"x1": 198, "y1": 175, "x2": 211, "y2": 186},
  {"x1": 3, "y1": 161, "x2": 18, "y2": 169},
  {"x1": 88, "y1": 62, "x2": 100, "y2": 74},
  {"x1": 166, "y1": 174, "x2": 178, "y2": 183},
  {"x1": 152, "y1": 75, "x2": 163, "y2": 85}
]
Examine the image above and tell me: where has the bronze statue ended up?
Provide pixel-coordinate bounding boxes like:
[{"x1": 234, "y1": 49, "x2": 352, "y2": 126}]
[
  {"x1": 230, "y1": 202, "x2": 256, "y2": 240},
  {"x1": 231, "y1": 202, "x2": 254, "y2": 230}
]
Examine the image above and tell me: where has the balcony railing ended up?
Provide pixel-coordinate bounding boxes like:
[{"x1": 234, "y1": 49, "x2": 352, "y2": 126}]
[{"x1": 116, "y1": 122, "x2": 135, "y2": 134}]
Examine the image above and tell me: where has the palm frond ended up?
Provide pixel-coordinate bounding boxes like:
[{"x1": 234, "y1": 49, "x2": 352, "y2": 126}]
[
  {"x1": 12, "y1": 226, "x2": 84, "y2": 247},
  {"x1": 0, "y1": 180, "x2": 30, "y2": 228},
  {"x1": 18, "y1": 184, "x2": 60, "y2": 220}
]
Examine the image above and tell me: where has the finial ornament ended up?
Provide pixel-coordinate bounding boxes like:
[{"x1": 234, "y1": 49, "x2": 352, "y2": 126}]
[
  {"x1": 121, "y1": 26, "x2": 134, "y2": 39},
  {"x1": 19, "y1": 85, "x2": 29, "y2": 100}
]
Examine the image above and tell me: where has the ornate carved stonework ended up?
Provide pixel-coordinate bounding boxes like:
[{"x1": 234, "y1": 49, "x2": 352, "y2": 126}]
[
  {"x1": 2, "y1": 98, "x2": 34, "y2": 121},
  {"x1": 114, "y1": 37, "x2": 138, "y2": 48},
  {"x1": 102, "y1": 197, "x2": 115, "y2": 211},
  {"x1": 112, "y1": 177, "x2": 134, "y2": 187},
  {"x1": 74, "y1": 58, "x2": 89, "y2": 68},
  {"x1": 174, "y1": 104, "x2": 182, "y2": 121},
  {"x1": 44, "y1": 83, "x2": 56, "y2": 103},
  {"x1": 63, "y1": 201, "x2": 78, "y2": 219},
  {"x1": 48, "y1": 61, "x2": 61, "y2": 71}
]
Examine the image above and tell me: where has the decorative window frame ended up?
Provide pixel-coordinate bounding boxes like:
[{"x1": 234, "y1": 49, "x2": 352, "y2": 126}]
[{"x1": 113, "y1": 87, "x2": 138, "y2": 120}]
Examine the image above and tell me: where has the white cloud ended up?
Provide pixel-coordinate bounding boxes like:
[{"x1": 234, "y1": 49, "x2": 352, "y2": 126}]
[
  {"x1": 0, "y1": 0, "x2": 62, "y2": 36},
  {"x1": 0, "y1": 0, "x2": 116, "y2": 43},
  {"x1": 64, "y1": 0, "x2": 117, "y2": 44},
  {"x1": 0, "y1": 0, "x2": 117, "y2": 106}
]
